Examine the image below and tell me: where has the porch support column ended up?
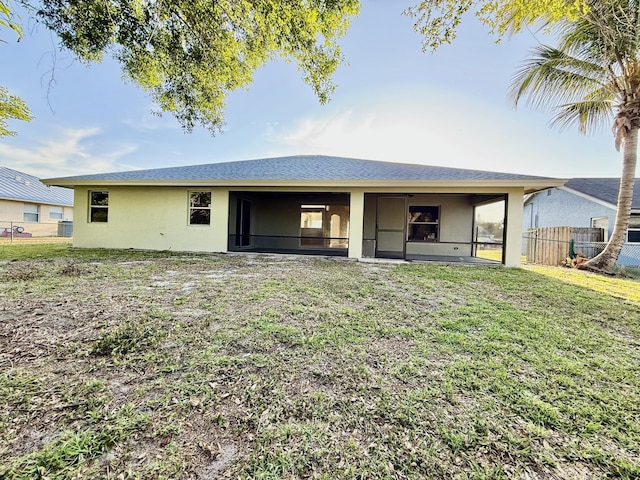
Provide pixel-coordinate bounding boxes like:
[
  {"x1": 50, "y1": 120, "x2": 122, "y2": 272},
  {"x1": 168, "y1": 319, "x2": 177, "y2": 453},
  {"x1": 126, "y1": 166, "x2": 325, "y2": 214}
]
[
  {"x1": 211, "y1": 188, "x2": 230, "y2": 253},
  {"x1": 348, "y1": 189, "x2": 365, "y2": 259},
  {"x1": 504, "y1": 190, "x2": 524, "y2": 267}
]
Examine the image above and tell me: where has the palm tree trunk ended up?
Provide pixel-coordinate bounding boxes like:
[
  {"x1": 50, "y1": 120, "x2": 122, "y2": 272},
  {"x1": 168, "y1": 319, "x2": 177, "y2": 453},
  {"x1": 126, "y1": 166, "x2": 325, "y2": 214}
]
[{"x1": 582, "y1": 127, "x2": 638, "y2": 272}]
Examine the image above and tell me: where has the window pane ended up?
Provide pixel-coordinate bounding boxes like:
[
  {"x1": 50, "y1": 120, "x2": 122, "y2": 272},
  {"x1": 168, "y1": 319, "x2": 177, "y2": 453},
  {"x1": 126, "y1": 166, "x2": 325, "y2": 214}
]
[
  {"x1": 23, "y1": 204, "x2": 39, "y2": 222},
  {"x1": 408, "y1": 206, "x2": 438, "y2": 222},
  {"x1": 90, "y1": 208, "x2": 108, "y2": 223},
  {"x1": 190, "y1": 209, "x2": 211, "y2": 225},
  {"x1": 628, "y1": 229, "x2": 640, "y2": 243},
  {"x1": 190, "y1": 192, "x2": 211, "y2": 208},
  {"x1": 408, "y1": 205, "x2": 439, "y2": 242},
  {"x1": 50, "y1": 206, "x2": 63, "y2": 219},
  {"x1": 91, "y1": 191, "x2": 109, "y2": 206}
]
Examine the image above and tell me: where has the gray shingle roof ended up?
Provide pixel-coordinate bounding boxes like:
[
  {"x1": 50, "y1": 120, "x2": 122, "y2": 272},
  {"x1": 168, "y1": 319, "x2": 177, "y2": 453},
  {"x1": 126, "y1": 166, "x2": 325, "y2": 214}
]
[
  {"x1": 45, "y1": 155, "x2": 559, "y2": 183},
  {"x1": 0, "y1": 166, "x2": 74, "y2": 206},
  {"x1": 565, "y1": 177, "x2": 640, "y2": 209}
]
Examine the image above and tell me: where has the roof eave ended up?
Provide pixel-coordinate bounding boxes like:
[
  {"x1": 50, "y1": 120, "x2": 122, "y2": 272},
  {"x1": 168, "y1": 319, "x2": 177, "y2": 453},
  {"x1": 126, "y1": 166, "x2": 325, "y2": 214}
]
[
  {"x1": 0, "y1": 195, "x2": 73, "y2": 206},
  {"x1": 43, "y1": 178, "x2": 567, "y2": 192}
]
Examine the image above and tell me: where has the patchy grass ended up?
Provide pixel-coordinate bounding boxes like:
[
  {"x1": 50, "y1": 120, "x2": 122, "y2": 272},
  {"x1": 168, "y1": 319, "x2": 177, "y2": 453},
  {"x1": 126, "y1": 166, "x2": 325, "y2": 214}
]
[{"x1": 1, "y1": 245, "x2": 639, "y2": 479}]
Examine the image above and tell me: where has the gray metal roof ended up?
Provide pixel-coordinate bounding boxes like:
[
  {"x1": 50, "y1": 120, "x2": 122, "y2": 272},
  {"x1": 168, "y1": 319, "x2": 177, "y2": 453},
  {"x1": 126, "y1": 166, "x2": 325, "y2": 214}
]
[
  {"x1": 45, "y1": 155, "x2": 559, "y2": 184},
  {"x1": 0, "y1": 166, "x2": 74, "y2": 206},
  {"x1": 564, "y1": 177, "x2": 640, "y2": 209}
]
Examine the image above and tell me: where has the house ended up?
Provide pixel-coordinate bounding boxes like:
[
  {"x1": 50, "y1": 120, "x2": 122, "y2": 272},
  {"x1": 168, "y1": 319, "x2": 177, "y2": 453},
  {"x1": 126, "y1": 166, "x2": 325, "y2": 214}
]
[
  {"x1": 523, "y1": 177, "x2": 640, "y2": 266},
  {"x1": 43, "y1": 155, "x2": 564, "y2": 266},
  {"x1": 0, "y1": 166, "x2": 74, "y2": 237}
]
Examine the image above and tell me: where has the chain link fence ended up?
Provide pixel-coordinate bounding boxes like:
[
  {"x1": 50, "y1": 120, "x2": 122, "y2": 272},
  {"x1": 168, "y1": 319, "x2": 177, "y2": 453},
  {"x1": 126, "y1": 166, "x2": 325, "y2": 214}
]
[{"x1": 0, "y1": 220, "x2": 73, "y2": 244}]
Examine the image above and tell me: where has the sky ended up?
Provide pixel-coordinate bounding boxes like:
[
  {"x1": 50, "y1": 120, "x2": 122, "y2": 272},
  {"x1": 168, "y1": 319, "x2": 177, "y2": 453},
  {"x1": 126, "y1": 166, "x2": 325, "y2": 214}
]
[{"x1": 0, "y1": 0, "x2": 624, "y2": 181}]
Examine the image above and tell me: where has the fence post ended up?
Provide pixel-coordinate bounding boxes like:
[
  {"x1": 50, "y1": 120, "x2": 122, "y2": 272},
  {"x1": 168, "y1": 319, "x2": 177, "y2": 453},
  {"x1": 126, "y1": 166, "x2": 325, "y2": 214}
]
[{"x1": 10, "y1": 221, "x2": 13, "y2": 244}]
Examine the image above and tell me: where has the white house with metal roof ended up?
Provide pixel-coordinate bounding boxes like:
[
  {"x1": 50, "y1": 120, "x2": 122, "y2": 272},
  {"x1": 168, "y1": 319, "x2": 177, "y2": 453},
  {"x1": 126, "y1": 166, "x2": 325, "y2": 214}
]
[
  {"x1": 0, "y1": 166, "x2": 74, "y2": 237},
  {"x1": 44, "y1": 155, "x2": 565, "y2": 266}
]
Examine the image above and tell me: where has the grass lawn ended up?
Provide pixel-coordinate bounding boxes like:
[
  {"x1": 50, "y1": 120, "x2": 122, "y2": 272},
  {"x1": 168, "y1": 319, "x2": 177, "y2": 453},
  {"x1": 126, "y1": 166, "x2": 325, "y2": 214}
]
[{"x1": 1, "y1": 244, "x2": 639, "y2": 479}]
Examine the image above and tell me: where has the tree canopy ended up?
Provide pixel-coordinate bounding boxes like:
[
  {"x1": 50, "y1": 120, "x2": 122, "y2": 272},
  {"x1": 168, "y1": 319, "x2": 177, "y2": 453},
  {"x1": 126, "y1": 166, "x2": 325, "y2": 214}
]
[
  {"x1": 0, "y1": 86, "x2": 32, "y2": 136},
  {"x1": 1, "y1": 0, "x2": 32, "y2": 136},
  {"x1": 29, "y1": 0, "x2": 359, "y2": 134},
  {"x1": 0, "y1": 0, "x2": 21, "y2": 42},
  {"x1": 406, "y1": 0, "x2": 589, "y2": 51}
]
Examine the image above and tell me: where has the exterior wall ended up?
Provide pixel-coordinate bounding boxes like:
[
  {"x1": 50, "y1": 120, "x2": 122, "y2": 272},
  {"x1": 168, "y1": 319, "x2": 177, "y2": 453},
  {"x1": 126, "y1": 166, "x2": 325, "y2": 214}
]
[
  {"x1": 0, "y1": 199, "x2": 73, "y2": 237},
  {"x1": 73, "y1": 186, "x2": 228, "y2": 252},
  {"x1": 404, "y1": 194, "x2": 474, "y2": 256},
  {"x1": 70, "y1": 185, "x2": 526, "y2": 266},
  {"x1": 348, "y1": 189, "x2": 364, "y2": 258},
  {"x1": 523, "y1": 188, "x2": 615, "y2": 236},
  {"x1": 504, "y1": 190, "x2": 524, "y2": 267},
  {"x1": 0, "y1": 199, "x2": 22, "y2": 222}
]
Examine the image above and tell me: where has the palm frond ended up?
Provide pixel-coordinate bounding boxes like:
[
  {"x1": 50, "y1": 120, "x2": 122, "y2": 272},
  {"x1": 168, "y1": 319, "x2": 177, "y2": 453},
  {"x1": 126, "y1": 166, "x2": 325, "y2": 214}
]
[
  {"x1": 510, "y1": 45, "x2": 613, "y2": 112},
  {"x1": 551, "y1": 98, "x2": 614, "y2": 134}
]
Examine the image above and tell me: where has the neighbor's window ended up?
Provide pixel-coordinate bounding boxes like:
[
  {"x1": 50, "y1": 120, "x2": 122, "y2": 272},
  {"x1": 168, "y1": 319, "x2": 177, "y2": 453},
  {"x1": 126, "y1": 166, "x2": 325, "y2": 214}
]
[
  {"x1": 49, "y1": 206, "x2": 63, "y2": 220},
  {"x1": 628, "y1": 217, "x2": 640, "y2": 243},
  {"x1": 89, "y1": 191, "x2": 109, "y2": 223},
  {"x1": 407, "y1": 205, "x2": 439, "y2": 242},
  {"x1": 189, "y1": 191, "x2": 212, "y2": 225},
  {"x1": 23, "y1": 204, "x2": 39, "y2": 222}
]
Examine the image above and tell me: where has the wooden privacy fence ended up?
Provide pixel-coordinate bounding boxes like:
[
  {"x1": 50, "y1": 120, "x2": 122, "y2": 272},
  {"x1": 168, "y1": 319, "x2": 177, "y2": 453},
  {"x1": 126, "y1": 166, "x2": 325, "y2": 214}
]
[{"x1": 525, "y1": 227, "x2": 605, "y2": 266}]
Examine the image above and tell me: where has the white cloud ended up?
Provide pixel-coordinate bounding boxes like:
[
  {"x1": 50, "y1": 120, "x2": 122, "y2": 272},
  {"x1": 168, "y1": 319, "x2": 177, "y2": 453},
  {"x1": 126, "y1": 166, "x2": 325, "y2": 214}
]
[
  {"x1": 0, "y1": 127, "x2": 138, "y2": 178},
  {"x1": 262, "y1": 88, "x2": 619, "y2": 178}
]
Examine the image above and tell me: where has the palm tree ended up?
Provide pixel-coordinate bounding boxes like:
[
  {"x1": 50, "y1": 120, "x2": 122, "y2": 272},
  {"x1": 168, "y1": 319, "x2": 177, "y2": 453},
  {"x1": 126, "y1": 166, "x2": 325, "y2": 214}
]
[{"x1": 510, "y1": 0, "x2": 639, "y2": 273}]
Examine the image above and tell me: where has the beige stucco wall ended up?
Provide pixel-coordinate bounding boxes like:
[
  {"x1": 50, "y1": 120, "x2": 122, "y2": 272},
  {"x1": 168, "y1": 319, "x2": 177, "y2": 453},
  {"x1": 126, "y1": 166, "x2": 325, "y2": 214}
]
[
  {"x1": 504, "y1": 191, "x2": 524, "y2": 267},
  {"x1": 404, "y1": 194, "x2": 473, "y2": 256},
  {"x1": 73, "y1": 186, "x2": 228, "y2": 252},
  {"x1": 1, "y1": 199, "x2": 73, "y2": 236},
  {"x1": 69, "y1": 185, "x2": 525, "y2": 266}
]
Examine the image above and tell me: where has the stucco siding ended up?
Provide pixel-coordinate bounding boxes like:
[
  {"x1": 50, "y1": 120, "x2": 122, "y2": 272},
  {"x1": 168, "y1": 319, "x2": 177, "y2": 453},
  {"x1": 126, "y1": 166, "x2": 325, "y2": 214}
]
[
  {"x1": 404, "y1": 194, "x2": 474, "y2": 256},
  {"x1": 0, "y1": 199, "x2": 22, "y2": 221},
  {"x1": 73, "y1": 186, "x2": 228, "y2": 252},
  {"x1": 504, "y1": 191, "x2": 524, "y2": 267},
  {"x1": 523, "y1": 189, "x2": 615, "y2": 235},
  {"x1": 0, "y1": 199, "x2": 74, "y2": 236}
]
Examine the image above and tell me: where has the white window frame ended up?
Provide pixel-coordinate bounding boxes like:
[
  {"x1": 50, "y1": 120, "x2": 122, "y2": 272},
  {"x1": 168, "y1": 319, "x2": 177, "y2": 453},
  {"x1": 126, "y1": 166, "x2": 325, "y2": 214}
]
[
  {"x1": 23, "y1": 204, "x2": 39, "y2": 222},
  {"x1": 89, "y1": 191, "x2": 109, "y2": 223},
  {"x1": 628, "y1": 217, "x2": 640, "y2": 244},
  {"x1": 188, "y1": 191, "x2": 212, "y2": 225},
  {"x1": 49, "y1": 206, "x2": 64, "y2": 220}
]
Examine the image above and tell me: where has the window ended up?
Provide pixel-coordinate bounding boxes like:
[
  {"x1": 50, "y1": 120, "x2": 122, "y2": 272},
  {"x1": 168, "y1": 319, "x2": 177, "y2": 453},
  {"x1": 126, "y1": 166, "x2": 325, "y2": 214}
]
[
  {"x1": 407, "y1": 205, "x2": 439, "y2": 242},
  {"x1": 89, "y1": 191, "x2": 109, "y2": 223},
  {"x1": 23, "y1": 204, "x2": 39, "y2": 222},
  {"x1": 628, "y1": 217, "x2": 640, "y2": 243},
  {"x1": 189, "y1": 191, "x2": 212, "y2": 225},
  {"x1": 49, "y1": 206, "x2": 63, "y2": 220}
]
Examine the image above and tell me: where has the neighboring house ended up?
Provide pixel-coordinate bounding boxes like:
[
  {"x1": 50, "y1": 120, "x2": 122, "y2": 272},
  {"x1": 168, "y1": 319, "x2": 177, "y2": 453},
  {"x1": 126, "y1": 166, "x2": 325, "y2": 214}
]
[
  {"x1": 523, "y1": 177, "x2": 640, "y2": 265},
  {"x1": 44, "y1": 155, "x2": 564, "y2": 266},
  {"x1": 0, "y1": 166, "x2": 74, "y2": 237}
]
